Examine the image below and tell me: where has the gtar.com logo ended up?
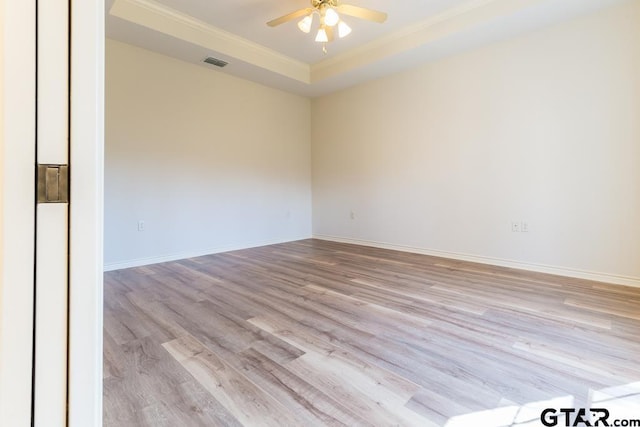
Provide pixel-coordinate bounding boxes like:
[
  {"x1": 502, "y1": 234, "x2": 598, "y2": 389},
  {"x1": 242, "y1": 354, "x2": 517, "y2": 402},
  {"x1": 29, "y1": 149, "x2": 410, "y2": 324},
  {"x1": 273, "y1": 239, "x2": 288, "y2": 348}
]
[
  {"x1": 541, "y1": 408, "x2": 609, "y2": 426},
  {"x1": 540, "y1": 408, "x2": 640, "y2": 427}
]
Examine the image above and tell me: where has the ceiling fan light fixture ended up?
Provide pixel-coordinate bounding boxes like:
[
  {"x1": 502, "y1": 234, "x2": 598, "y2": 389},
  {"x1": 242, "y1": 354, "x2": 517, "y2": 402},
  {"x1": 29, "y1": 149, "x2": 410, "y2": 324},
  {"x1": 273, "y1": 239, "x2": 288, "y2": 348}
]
[
  {"x1": 315, "y1": 26, "x2": 329, "y2": 42},
  {"x1": 297, "y1": 14, "x2": 313, "y2": 33},
  {"x1": 338, "y1": 20, "x2": 352, "y2": 38},
  {"x1": 267, "y1": 1, "x2": 388, "y2": 51},
  {"x1": 324, "y1": 7, "x2": 340, "y2": 27}
]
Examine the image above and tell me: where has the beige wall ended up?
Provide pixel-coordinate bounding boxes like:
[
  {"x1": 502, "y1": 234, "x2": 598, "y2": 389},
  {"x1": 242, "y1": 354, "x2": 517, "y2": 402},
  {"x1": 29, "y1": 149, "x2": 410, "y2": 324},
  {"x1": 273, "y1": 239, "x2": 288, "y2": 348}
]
[
  {"x1": 105, "y1": 40, "x2": 312, "y2": 269},
  {"x1": 312, "y1": 1, "x2": 640, "y2": 285}
]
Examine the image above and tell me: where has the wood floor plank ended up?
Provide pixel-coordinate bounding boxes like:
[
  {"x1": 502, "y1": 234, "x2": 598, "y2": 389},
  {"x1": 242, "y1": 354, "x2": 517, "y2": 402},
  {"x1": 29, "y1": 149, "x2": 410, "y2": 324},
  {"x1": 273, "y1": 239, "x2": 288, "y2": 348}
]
[
  {"x1": 103, "y1": 336, "x2": 241, "y2": 427},
  {"x1": 285, "y1": 352, "x2": 437, "y2": 427},
  {"x1": 247, "y1": 313, "x2": 507, "y2": 410},
  {"x1": 231, "y1": 347, "x2": 369, "y2": 427},
  {"x1": 405, "y1": 388, "x2": 483, "y2": 425},
  {"x1": 512, "y1": 338, "x2": 640, "y2": 382},
  {"x1": 247, "y1": 315, "x2": 421, "y2": 402},
  {"x1": 104, "y1": 239, "x2": 640, "y2": 426},
  {"x1": 350, "y1": 278, "x2": 488, "y2": 315},
  {"x1": 162, "y1": 333, "x2": 304, "y2": 427},
  {"x1": 430, "y1": 284, "x2": 613, "y2": 329},
  {"x1": 302, "y1": 284, "x2": 433, "y2": 332},
  {"x1": 564, "y1": 297, "x2": 640, "y2": 321}
]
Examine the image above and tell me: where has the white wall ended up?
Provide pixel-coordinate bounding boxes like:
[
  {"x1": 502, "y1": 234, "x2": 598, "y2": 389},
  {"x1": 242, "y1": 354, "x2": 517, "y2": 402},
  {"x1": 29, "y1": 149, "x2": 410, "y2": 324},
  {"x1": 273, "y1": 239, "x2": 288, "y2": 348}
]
[
  {"x1": 105, "y1": 39, "x2": 312, "y2": 269},
  {"x1": 312, "y1": 1, "x2": 640, "y2": 286}
]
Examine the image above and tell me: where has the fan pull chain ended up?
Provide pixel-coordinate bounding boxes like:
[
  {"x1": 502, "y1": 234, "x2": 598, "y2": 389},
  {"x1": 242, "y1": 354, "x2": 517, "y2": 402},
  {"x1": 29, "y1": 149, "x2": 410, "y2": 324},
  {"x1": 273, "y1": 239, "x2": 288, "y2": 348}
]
[{"x1": 322, "y1": 43, "x2": 327, "y2": 54}]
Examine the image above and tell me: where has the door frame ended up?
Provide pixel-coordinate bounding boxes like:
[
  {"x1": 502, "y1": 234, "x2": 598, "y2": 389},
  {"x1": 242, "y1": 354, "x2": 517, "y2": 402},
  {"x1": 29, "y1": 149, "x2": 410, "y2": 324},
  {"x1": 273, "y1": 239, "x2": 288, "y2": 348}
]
[
  {"x1": 68, "y1": 0, "x2": 104, "y2": 424},
  {"x1": 0, "y1": 0, "x2": 104, "y2": 425}
]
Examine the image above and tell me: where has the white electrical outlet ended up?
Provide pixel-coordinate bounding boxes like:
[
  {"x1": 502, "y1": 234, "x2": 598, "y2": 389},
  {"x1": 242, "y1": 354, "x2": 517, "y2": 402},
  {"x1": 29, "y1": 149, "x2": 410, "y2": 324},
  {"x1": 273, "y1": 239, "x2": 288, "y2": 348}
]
[
  {"x1": 511, "y1": 221, "x2": 520, "y2": 232},
  {"x1": 521, "y1": 221, "x2": 529, "y2": 232},
  {"x1": 137, "y1": 220, "x2": 145, "y2": 232}
]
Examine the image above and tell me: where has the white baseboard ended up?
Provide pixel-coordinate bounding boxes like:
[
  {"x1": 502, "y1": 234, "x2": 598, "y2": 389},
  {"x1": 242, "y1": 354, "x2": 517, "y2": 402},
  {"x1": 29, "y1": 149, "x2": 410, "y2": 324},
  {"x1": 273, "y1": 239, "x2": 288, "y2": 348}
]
[
  {"x1": 104, "y1": 236, "x2": 311, "y2": 272},
  {"x1": 313, "y1": 234, "x2": 640, "y2": 289}
]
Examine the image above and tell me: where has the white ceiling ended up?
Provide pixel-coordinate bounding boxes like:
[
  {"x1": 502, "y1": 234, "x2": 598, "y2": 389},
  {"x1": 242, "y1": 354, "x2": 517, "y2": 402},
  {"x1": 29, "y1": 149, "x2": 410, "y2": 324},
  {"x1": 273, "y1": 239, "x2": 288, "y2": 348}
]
[
  {"x1": 106, "y1": 0, "x2": 629, "y2": 97},
  {"x1": 148, "y1": 0, "x2": 472, "y2": 64}
]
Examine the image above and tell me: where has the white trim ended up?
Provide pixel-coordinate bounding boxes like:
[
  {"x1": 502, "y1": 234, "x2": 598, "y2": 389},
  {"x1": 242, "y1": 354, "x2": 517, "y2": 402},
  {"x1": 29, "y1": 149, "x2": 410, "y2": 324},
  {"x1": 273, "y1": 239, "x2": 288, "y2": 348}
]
[
  {"x1": 67, "y1": 0, "x2": 104, "y2": 425},
  {"x1": 313, "y1": 234, "x2": 640, "y2": 289},
  {"x1": 104, "y1": 236, "x2": 311, "y2": 271}
]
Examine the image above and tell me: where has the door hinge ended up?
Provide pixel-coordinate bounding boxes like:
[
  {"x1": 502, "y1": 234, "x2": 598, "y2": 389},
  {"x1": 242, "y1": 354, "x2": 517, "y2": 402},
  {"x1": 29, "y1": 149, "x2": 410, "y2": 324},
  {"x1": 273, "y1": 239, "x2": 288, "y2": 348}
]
[{"x1": 37, "y1": 164, "x2": 69, "y2": 203}]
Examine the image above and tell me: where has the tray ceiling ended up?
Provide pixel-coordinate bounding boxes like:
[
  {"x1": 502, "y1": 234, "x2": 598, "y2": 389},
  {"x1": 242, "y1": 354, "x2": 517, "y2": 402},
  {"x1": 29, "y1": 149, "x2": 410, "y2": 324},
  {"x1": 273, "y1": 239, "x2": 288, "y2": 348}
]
[{"x1": 106, "y1": 0, "x2": 629, "y2": 96}]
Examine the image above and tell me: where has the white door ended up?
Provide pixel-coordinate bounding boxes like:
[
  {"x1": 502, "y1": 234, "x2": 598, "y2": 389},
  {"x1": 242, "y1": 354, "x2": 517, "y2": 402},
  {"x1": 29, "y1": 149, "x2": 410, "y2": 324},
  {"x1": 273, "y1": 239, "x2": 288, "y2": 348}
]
[
  {"x1": 33, "y1": 0, "x2": 70, "y2": 425},
  {"x1": 0, "y1": 1, "x2": 37, "y2": 425},
  {"x1": 0, "y1": 1, "x2": 103, "y2": 425}
]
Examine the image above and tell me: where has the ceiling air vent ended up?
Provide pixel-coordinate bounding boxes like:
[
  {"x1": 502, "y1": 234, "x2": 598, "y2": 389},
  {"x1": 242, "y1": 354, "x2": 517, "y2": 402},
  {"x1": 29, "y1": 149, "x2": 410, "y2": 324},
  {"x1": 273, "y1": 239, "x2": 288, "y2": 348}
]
[{"x1": 203, "y1": 56, "x2": 228, "y2": 68}]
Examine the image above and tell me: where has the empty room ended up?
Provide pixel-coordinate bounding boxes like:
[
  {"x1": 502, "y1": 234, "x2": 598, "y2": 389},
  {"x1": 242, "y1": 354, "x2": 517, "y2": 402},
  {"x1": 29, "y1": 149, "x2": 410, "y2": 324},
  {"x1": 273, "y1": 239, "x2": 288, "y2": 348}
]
[{"x1": 102, "y1": 0, "x2": 640, "y2": 426}]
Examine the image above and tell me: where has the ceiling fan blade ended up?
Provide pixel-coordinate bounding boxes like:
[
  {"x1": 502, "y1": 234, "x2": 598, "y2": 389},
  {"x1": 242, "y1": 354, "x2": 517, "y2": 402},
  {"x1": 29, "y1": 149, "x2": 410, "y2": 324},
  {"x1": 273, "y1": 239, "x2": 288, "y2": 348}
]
[
  {"x1": 337, "y1": 4, "x2": 387, "y2": 23},
  {"x1": 267, "y1": 8, "x2": 313, "y2": 27}
]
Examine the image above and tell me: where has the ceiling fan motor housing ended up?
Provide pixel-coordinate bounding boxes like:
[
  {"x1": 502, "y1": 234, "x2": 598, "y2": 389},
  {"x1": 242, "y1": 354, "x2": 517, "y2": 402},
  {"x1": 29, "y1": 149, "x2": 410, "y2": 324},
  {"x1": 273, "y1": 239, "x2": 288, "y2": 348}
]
[{"x1": 312, "y1": 0, "x2": 339, "y2": 9}]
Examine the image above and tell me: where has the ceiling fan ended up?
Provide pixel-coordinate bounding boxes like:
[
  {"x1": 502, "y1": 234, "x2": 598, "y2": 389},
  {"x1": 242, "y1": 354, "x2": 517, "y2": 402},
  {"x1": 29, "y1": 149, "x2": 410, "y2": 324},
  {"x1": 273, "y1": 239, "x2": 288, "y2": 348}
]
[{"x1": 267, "y1": 0, "x2": 387, "y2": 52}]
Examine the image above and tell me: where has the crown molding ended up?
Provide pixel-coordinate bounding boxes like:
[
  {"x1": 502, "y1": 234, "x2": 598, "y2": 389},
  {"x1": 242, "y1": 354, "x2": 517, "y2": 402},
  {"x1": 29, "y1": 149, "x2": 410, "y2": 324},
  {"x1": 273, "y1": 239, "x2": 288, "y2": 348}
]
[{"x1": 110, "y1": 0, "x2": 310, "y2": 83}]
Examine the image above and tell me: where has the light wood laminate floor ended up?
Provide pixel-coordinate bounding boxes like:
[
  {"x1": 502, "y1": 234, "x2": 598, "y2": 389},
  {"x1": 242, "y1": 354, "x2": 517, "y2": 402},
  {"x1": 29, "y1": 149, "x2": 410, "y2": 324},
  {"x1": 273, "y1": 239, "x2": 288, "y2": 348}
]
[{"x1": 104, "y1": 239, "x2": 640, "y2": 426}]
